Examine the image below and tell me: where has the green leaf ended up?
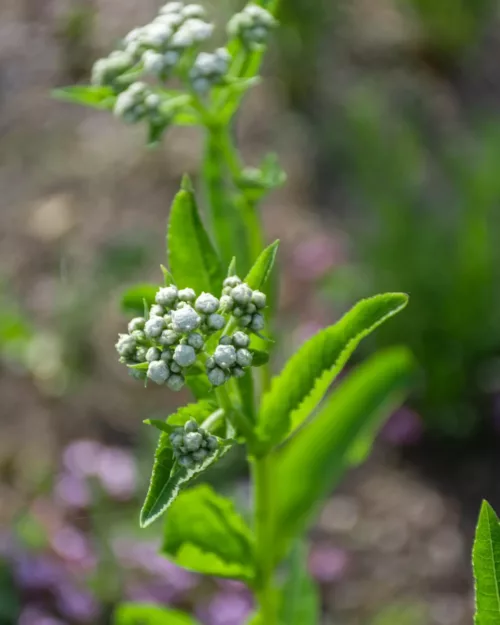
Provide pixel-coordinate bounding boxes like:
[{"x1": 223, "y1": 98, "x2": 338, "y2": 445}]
[
  {"x1": 167, "y1": 178, "x2": 224, "y2": 294},
  {"x1": 245, "y1": 240, "x2": 280, "y2": 291},
  {"x1": 271, "y1": 347, "x2": 415, "y2": 561},
  {"x1": 121, "y1": 284, "x2": 158, "y2": 315},
  {"x1": 162, "y1": 485, "x2": 255, "y2": 582},
  {"x1": 52, "y1": 85, "x2": 116, "y2": 110},
  {"x1": 249, "y1": 349, "x2": 270, "y2": 367},
  {"x1": 256, "y1": 293, "x2": 409, "y2": 448},
  {"x1": 113, "y1": 603, "x2": 199, "y2": 625},
  {"x1": 473, "y1": 501, "x2": 500, "y2": 624},
  {"x1": 160, "y1": 264, "x2": 176, "y2": 286},
  {"x1": 280, "y1": 542, "x2": 320, "y2": 625},
  {"x1": 144, "y1": 419, "x2": 177, "y2": 436},
  {"x1": 238, "y1": 154, "x2": 287, "y2": 203}
]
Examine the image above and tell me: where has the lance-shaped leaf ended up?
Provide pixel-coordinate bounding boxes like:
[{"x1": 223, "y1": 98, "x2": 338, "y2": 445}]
[
  {"x1": 113, "y1": 603, "x2": 199, "y2": 625},
  {"x1": 52, "y1": 85, "x2": 116, "y2": 110},
  {"x1": 473, "y1": 501, "x2": 500, "y2": 624},
  {"x1": 280, "y1": 542, "x2": 319, "y2": 625},
  {"x1": 120, "y1": 283, "x2": 158, "y2": 315},
  {"x1": 255, "y1": 293, "x2": 409, "y2": 449},
  {"x1": 270, "y1": 347, "x2": 415, "y2": 561},
  {"x1": 167, "y1": 177, "x2": 224, "y2": 294},
  {"x1": 245, "y1": 240, "x2": 279, "y2": 291},
  {"x1": 162, "y1": 485, "x2": 255, "y2": 582}
]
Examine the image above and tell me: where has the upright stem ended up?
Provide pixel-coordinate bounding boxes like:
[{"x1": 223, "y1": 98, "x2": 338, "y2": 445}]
[{"x1": 253, "y1": 454, "x2": 277, "y2": 624}]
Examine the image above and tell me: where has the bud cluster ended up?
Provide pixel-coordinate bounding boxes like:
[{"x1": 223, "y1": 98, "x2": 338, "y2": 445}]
[
  {"x1": 189, "y1": 48, "x2": 232, "y2": 94},
  {"x1": 206, "y1": 331, "x2": 253, "y2": 387},
  {"x1": 220, "y1": 276, "x2": 267, "y2": 332},
  {"x1": 227, "y1": 3, "x2": 277, "y2": 50},
  {"x1": 114, "y1": 82, "x2": 163, "y2": 125},
  {"x1": 169, "y1": 418, "x2": 219, "y2": 469}
]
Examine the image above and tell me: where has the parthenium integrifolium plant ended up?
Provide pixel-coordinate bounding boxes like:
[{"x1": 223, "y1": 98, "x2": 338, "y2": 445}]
[{"x1": 56, "y1": 3, "x2": 415, "y2": 624}]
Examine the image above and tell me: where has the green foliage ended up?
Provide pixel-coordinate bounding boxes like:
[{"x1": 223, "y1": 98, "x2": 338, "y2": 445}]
[
  {"x1": 280, "y1": 542, "x2": 320, "y2": 625},
  {"x1": 245, "y1": 240, "x2": 280, "y2": 291},
  {"x1": 271, "y1": 347, "x2": 415, "y2": 561},
  {"x1": 167, "y1": 177, "x2": 224, "y2": 294},
  {"x1": 120, "y1": 284, "x2": 158, "y2": 315},
  {"x1": 162, "y1": 485, "x2": 255, "y2": 582},
  {"x1": 52, "y1": 85, "x2": 116, "y2": 109},
  {"x1": 113, "y1": 603, "x2": 199, "y2": 625},
  {"x1": 473, "y1": 501, "x2": 500, "y2": 624},
  {"x1": 256, "y1": 293, "x2": 409, "y2": 449}
]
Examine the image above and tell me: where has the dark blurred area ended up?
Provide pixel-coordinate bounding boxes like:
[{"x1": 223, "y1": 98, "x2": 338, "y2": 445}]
[{"x1": 2, "y1": 0, "x2": 500, "y2": 624}]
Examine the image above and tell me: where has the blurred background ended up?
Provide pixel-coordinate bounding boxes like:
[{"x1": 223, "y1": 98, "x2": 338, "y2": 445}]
[{"x1": 2, "y1": 0, "x2": 500, "y2": 623}]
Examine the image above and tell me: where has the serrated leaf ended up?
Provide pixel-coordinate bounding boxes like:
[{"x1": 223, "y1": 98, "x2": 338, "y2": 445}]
[
  {"x1": 473, "y1": 501, "x2": 500, "y2": 624},
  {"x1": 121, "y1": 284, "x2": 158, "y2": 315},
  {"x1": 166, "y1": 400, "x2": 219, "y2": 427},
  {"x1": 280, "y1": 542, "x2": 319, "y2": 625},
  {"x1": 113, "y1": 603, "x2": 199, "y2": 625},
  {"x1": 167, "y1": 179, "x2": 224, "y2": 294},
  {"x1": 144, "y1": 419, "x2": 178, "y2": 436},
  {"x1": 245, "y1": 240, "x2": 280, "y2": 291},
  {"x1": 256, "y1": 293, "x2": 409, "y2": 448},
  {"x1": 162, "y1": 485, "x2": 255, "y2": 582},
  {"x1": 271, "y1": 348, "x2": 415, "y2": 561},
  {"x1": 52, "y1": 85, "x2": 116, "y2": 110}
]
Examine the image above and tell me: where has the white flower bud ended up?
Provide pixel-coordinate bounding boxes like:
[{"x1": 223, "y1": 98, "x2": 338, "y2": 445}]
[
  {"x1": 115, "y1": 334, "x2": 136, "y2": 357},
  {"x1": 207, "y1": 313, "x2": 225, "y2": 330},
  {"x1": 231, "y1": 284, "x2": 252, "y2": 306},
  {"x1": 143, "y1": 50, "x2": 166, "y2": 75},
  {"x1": 206, "y1": 435, "x2": 218, "y2": 451},
  {"x1": 141, "y1": 22, "x2": 173, "y2": 47},
  {"x1": 136, "y1": 346, "x2": 148, "y2": 361},
  {"x1": 185, "y1": 19, "x2": 214, "y2": 43},
  {"x1": 173, "y1": 344, "x2": 197, "y2": 367},
  {"x1": 178, "y1": 288, "x2": 196, "y2": 302},
  {"x1": 251, "y1": 290, "x2": 267, "y2": 309},
  {"x1": 160, "y1": 2, "x2": 184, "y2": 14},
  {"x1": 163, "y1": 50, "x2": 181, "y2": 66},
  {"x1": 219, "y1": 335, "x2": 232, "y2": 345},
  {"x1": 130, "y1": 368, "x2": 146, "y2": 380},
  {"x1": 167, "y1": 373, "x2": 185, "y2": 391},
  {"x1": 128, "y1": 317, "x2": 145, "y2": 332},
  {"x1": 161, "y1": 349, "x2": 173, "y2": 362},
  {"x1": 130, "y1": 329, "x2": 146, "y2": 342},
  {"x1": 214, "y1": 345, "x2": 237, "y2": 368},
  {"x1": 155, "y1": 13, "x2": 183, "y2": 29},
  {"x1": 192, "y1": 448, "x2": 208, "y2": 462},
  {"x1": 208, "y1": 367, "x2": 226, "y2": 386},
  {"x1": 171, "y1": 25, "x2": 194, "y2": 48},
  {"x1": 236, "y1": 348, "x2": 253, "y2": 367},
  {"x1": 223, "y1": 276, "x2": 242, "y2": 288},
  {"x1": 178, "y1": 455, "x2": 195, "y2": 468},
  {"x1": 184, "y1": 419, "x2": 198, "y2": 433},
  {"x1": 150, "y1": 304, "x2": 165, "y2": 317},
  {"x1": 250, "y1": 313, "x2": 265, "y2": 331},
  {"x1": 239, "y1": 314, "x2": 252, "y2": 327},
  {"x1": 205, "y1": 356, "x2": 216, "y2": 369},
  {"x1": 159, "y1": 329, "x2": 179, "y2": 346},
  {"x1": 187, "y1": 332, "x2": 204, "y2": 350},
  {"x1": 156, "y1": 286, "x2": 178, "y2": 307},
  {"x1": 195, "y1": 292, "x2": 220, "y2": 314},
  {"x1": 219, "y1": 295, "x2": 234, "y2": 311},
  {"x1": 232, "y1": 307, "x2": 243, "y2": 317},
  {"x1": 172, "y1": 306, "x2": 201, "y2": 332},
  {"x1": 232, "y1": 366, "x2": 246, "y2": 378},
  {"x1": 170, "y1": 431, "x2": 184, "y2": 446},
  {"x1": 191, "y1": 77, "x2": 211, "y2": 94},
  {"x1": 146, "y1": 347, "x2": 161, "y2": 362},
  {"x1": 232, "y1": 331, "x2": 250, "y2": 348},
  {"x1": 182, "y1": 4, "x2": 206, "y2": 19},
  {"x1": 246, "y1": 303, "x2": 257, "y2": 314},
  {"x1": 183, "y1": 431, "x2": 203, "y2": 451},
  {"x1": 222, "y1": 286, "x2": 233, "y2": 296},
  {"x1": 169, "y1": 362, "x2": 182, "y2": 373},
  {"x1": 147, "y1": 360, "x2": 170, "y2": 384},
  {"x1": 145, "y1": 317, "x2": 166, "y2": 338}
]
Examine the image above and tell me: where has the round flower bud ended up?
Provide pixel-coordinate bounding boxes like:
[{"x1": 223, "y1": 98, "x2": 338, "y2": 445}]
[
  {"x1": 169, "y1": 362, "x2": 182, "y2": 374},
  {"x1": 178, "y1": 288, "x2": 196, "y2": 302},
  {"x1": 147, "y1": 360, "x2": 170, "y2": 384},
  {"x1": 172, "y1": 306, "x2": 201, "y2": 332},
  {"x1": 145, "y1": 317, "x2": 166, "y2": 338},
  {"x1": 170, "y1": 430, "x2": 183, "y2": 446},
  {"x1": 195, "y1": 292, "x2": 220, "y2": 314},
  {"x1": 146, "y1": 347, "x2": 161, "y2": 362},
  {"x1": 160, "y1": 1, "x2": 184, "y2": 14},
  {"x1": 161, "y1": 349, "x2": 173, "y2": 362},
  {"x1": 219, "y1": 335, "x2": 233, "y2": 346},
  {"x1": 232, "y1": 331, "x2": 250, "y2": 348},
  {"x1": 250, "y1": 313, "x2": 265, "y2": 331},
  {"x1": 173, "y1": 344, "x2": 197, "y2": 368},
  {"x1": 187, "y1": 332, "x2": 204, "y2": 350},
  {"x1": 178, "y1": 455, "x2": 195, "y2": 469},
  {"x1": 191, "y1": 77, "x2": 211, "y2": 95},
  {"x1": 214, "y1": 345, "x2": 237, "y2": 369},
  {"x1": 206, "y1": 435, "x2": 218, "y2": 451},
  {"x1": 223, "y1": 276, "x2": 242, "y2": 288},
  {"x1": 252, "y1": 290, "x2": 267, "y2": 309},
  {"x1": 150, "y1": 304, "x2": 165, "y2": 317},
  {"x1": 136, "y1": 346, "x2": 148, "y2": 361},
  {"x1": 231, "y1": 284, "x2": 252, "y2": 306},
  {"x1": 143, "y1": 50, "x2": 165, "y2": 75},
  {"x1": 182, "y1": 4, "x2": 206, "y2": 19},
  {"x1": 116, "y1": 334, "x2": 136, "y2": 357},
  {"x1": 167, "y1": 374, "x2": 185, "y2": 391},
  {"x1": 208, "y1": 367, "x2": 226, "y2": 386},
  {"x1": 128, "y1": 317, "x2": 145, "y2": 332},
  {"x1": 239, "y1": 314, "x2": 252, "y2": 327},
  {"x1": 159, "y1": 329, "x2": 179, "y2": 346},
  {"x1": 163, "y1": 50, "x2": 180, "y2": 66},
  {"x1": 141, "y1": 22, "x2": 172, "y2": 47},
  {"x1": 130, "y1": 329, "x2": 146, "y2": 342},
  {"x1": 184, "y1": 419, "x2": 198, "y2": 433},
  {"x1": 205, "y1": 356, "x2": 216, "y2": 369},
  {"x1": 192, "y1": 449, "x2": 208, "y2": 462},
  {"x1": 222, "y1": 286, "x2": 232, "y2": 296},
  {"x1": 232, "y1": 307, "x2": 243, "y2": 317},
  {"x1": 236, "y1": 348, "x2": 253, "y2": 368},
  {"x1": 207, "y1": 313, "x2": 225, "y2": 330},
  {"x1": 219, "y1": 295, "x2": 234, "y2": 311},
  {"x1": 156, "y1": 286, "x2": 178, "y2": 307},
  {"x1": 129, "y1": 368, "x2": 147, "y2": 380},
  {"x1": 183, "y1": 431, "x2": 203, "y2": 452},
  {"x1": 246, "y1": 303, "x2": 257, "y2": 314},
  {"x1": 232, "y1": 366, "x2": 246, "y2": 378}
]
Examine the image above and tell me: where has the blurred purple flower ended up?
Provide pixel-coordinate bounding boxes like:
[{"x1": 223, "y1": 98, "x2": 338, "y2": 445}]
[
  {"x1": 380, "y1": 407, "x2": 424, "y2": 446},
  {"x1": 63, "y1": 440, "x2": 102, "y2": 477},
  {"x1": 96, "y1": 447, "x2": 137, "y2": 499},
  {"x1": 19, "y1": 607, "x2": 67, "y2": 625},
  {"x1": 14, "y1": 554, "x2": 65, "y2": 591},
  {"x1": 309, "y1": 544, "x2": 349, "y2": 583},
  {"x1": 50, "y1": 526, "x2": 95, "y2": 569},
  {"x1": 54, "y1": 473, "x2": 92, "y2": 509},
  {"x1": 125, "y1": 582, "x2": 177, "y2": 604},
  {"x1": 55, "y1": 584, "x2": 99, "y2": 622},
  {"x1": 199, "y1": 591, "x2": 253, "y2": 625},
  {"x1": 292, "y1": 235, "x2": 339, "y2": 281}
]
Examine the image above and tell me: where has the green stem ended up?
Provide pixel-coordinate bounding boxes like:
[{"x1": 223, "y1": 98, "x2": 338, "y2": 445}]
[
  {"x1": 253, "y1": 454, "x2": 277, "y2": 624},
  {"x1": 214, "y1": 384, "x2": 254, "y2": 443}
]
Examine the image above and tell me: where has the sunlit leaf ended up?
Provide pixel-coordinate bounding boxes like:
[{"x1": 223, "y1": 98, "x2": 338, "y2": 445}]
[{"x1": 473, "y1": 500, "x2": 500, "y2": 624}]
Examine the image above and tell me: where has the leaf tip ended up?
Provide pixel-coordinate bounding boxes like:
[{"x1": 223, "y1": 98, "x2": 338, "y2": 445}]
[{"x1": 181, "y1": 173, "x2": 194, "y2": 192}]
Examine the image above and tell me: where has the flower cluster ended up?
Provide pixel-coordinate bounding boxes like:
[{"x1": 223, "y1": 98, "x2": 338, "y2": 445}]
[
  {"x1": 114, "y1": 82, "x2": 163, "y2": 125},
  {"x1": 189, "y1": 48, "x2": 232, "y2": 94},
  {"x1": 206, "y1": 331, "x2": 253, "y2": 387},
  {"x1": 116, "y1": 277, "x2": 266, "y2": 390},
  {"x1": 227, "y1": 3, "x2": 277, "y2": 50},
  {"x1": 169, "y1": 418, "x2": 219, "y2": 469}
]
